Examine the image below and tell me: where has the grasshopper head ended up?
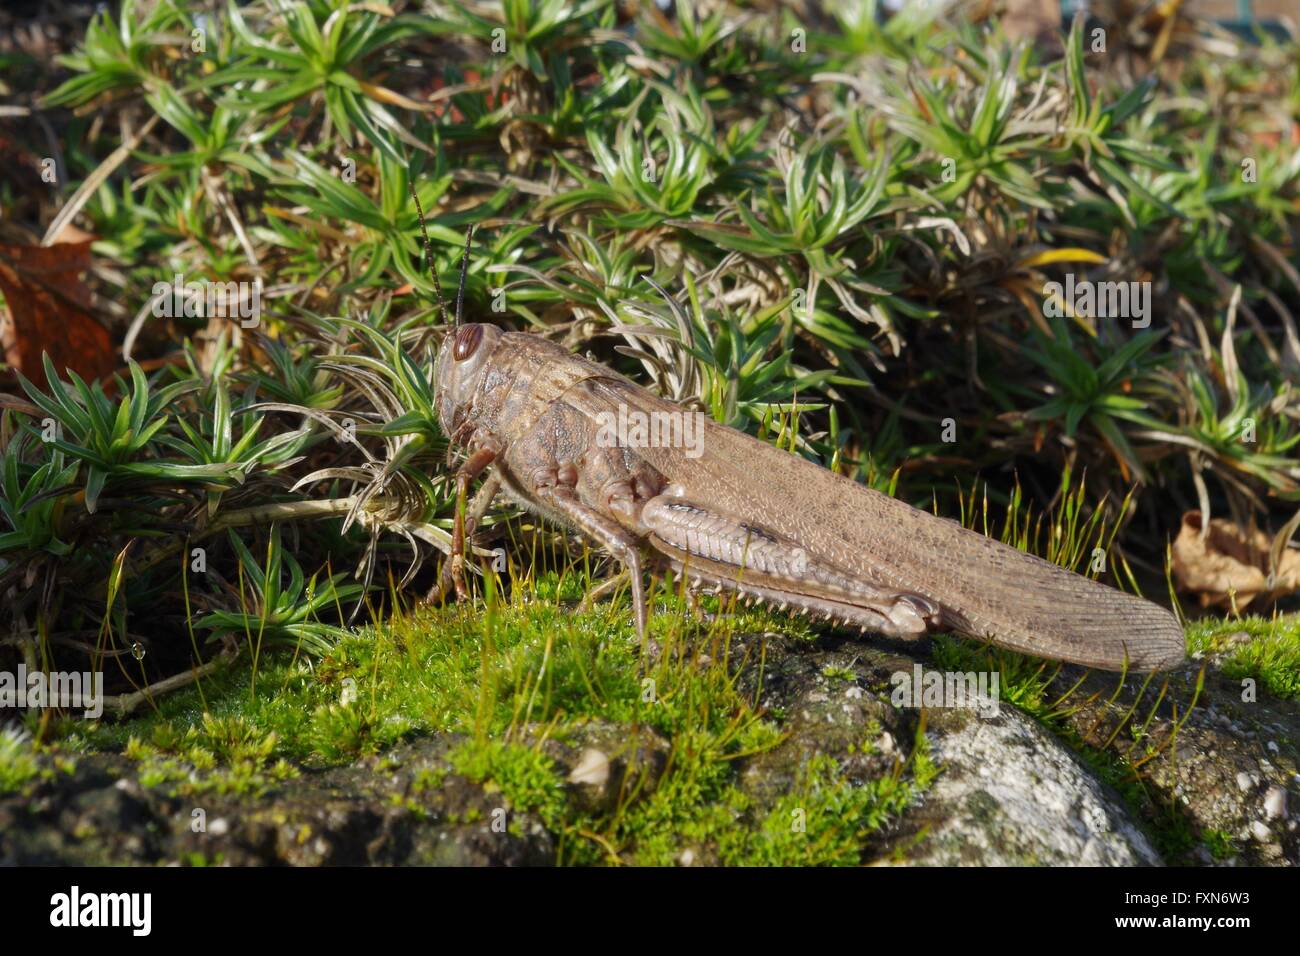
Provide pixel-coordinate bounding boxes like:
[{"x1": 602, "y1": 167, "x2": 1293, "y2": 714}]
[{"x1": 434, "y1": 323, "x2": 502, "y2": 441}]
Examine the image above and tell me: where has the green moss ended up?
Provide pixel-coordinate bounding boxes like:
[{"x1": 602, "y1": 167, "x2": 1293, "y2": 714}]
[
  {"x1": 585, "y1": 718, "x2": 931, "y2": 866},
  {"x1": 411, "y1": 767, "x2": 448, "y2": 794},
  {"x1": 123, "y1": 714, "x2": 298, "y2": 797},
  {"x1": 1201, "y1": 828, "x2": 1240, "y2": 861},
  {"x1": 447, "y1": 739, "x2": 569, "y2": 829},
  {"x1": 720, "y1": 753, "x2": 919, "y2": 866},
  {"x1": 182, "y1": 851, "x2": 225, "y2": 867},
  {"x1": 1185, "y1": 615, "x2": 1300, "y2": 701},
  {"x1": 0, "y1": 726, "x2": 41, "y2": 794},
  {"x1": 46, "y1": 574, "x2": 930, "y2": 862}
]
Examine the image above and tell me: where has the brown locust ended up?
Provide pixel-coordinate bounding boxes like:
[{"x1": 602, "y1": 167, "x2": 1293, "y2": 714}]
[{"x1": 413, "y1": 207, "x2": 1185, "y2": 673}]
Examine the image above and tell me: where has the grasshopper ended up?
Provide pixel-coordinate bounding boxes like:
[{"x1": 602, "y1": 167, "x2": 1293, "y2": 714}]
[{"x1": 411, "y1": 197, "x2": 1185, "y2": 673}]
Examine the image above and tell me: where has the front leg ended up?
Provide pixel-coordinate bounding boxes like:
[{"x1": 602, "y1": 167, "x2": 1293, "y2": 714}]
[
  {"x1": 445, "y1": 443, "x2": 501, "y2": 602},
  {"x1": 429, "y1": 471, "x2": 501, "y2": 605}
]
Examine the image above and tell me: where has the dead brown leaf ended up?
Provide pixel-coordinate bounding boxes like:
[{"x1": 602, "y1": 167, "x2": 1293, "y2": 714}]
[
  {"x1": 1171, "y1": 510, "x2": 1300, "y2": 609},
  {"x1": 0, "y1": 237, "x2": 115, "y2": 389}
]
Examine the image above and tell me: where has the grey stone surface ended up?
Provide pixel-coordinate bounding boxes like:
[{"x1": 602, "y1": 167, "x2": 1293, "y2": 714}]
[{"x1": 898, "y1": 705, "x2": 1161, "y2": 866}]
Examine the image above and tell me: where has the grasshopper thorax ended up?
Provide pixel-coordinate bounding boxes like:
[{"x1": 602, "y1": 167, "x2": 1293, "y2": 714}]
[{"x1": 434, "y1": 322, "x2": 503, "y2": 443}]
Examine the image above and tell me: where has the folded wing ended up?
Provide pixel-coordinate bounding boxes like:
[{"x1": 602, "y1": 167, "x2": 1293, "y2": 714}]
[{"x1": 568, "y1": 377, "x2": 1184, "y2": 672}]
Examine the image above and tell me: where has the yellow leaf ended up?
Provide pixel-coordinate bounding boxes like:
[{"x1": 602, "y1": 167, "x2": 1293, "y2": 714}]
[
  {"x1": 1018, "y1": 248, "x2": 1108, "y2": 268},
  {"x1": 355, "y1": 79, "x2": 439, "y2": 113}
]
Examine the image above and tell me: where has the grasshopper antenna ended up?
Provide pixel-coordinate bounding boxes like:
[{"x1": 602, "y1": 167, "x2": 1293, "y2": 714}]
[
  {"x1": 455, "y1": 225, "x2": 474, "y2": 325},
  {"x1": 408, "y1": 182, "x2": 450, "y2": 326}
]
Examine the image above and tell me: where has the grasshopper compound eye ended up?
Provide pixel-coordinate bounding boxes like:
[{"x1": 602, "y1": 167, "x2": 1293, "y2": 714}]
[{"x1": 453, "y1": 324, "x2": 484, "y2": 361}]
